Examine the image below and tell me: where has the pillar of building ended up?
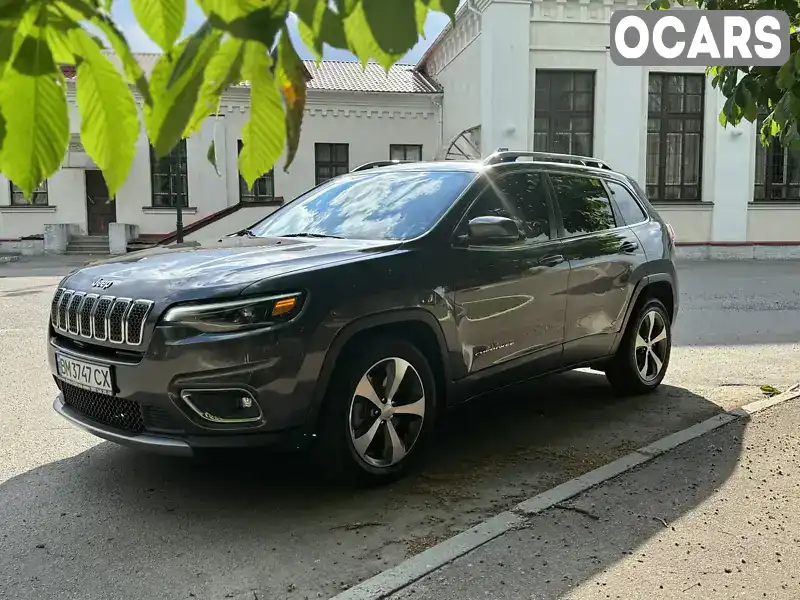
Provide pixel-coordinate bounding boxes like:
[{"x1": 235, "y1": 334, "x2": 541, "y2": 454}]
[{"x1": 479, "y1": 0, "x2": 532, "y2": 155}]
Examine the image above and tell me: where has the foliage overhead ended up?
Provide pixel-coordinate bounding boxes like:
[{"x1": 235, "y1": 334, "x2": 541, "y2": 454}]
[
  {"x1": 648, "y1": 0, "x2": 800, "y2": 148},
  {"x1": 0, "y1": 0, "x2": 458, "y2": 200}
]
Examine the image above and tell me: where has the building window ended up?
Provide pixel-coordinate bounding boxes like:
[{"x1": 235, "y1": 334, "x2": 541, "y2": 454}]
[
  {"x1": 315, "y1": 143, "x2": 349, "y2": 185},
  {"x1": 754, "y1": 115, "x2": 800, "y2": 201},
  {"x1": 150, "y1": 139, "x2": 188, "y2": 207},
  {"x1": 390, "y1": 144, "x2": 422, "y2": 161},
  {"x1": 646, "y1": 73, "x2": 704, "y2": 202},
  {"x1": 533, "y1": 70, "x2": 595, "y2": 156},
  {"x1": 237, "y1": 140, "x2": 275, "y2": 203},
  {"x1": 10, "y1": 180, "x2": 48, "y2": 206}
]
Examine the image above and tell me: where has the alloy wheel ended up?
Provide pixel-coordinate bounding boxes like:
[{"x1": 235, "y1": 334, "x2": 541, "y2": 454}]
[
  {"x1": 634, "y1": 309, "x2": 669, "y2": 382},
  {"x1": 348, "y1": 357, "x2": 426, "y2": 469}
]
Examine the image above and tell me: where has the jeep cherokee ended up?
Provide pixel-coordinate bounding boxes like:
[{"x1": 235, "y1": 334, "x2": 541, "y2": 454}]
[{"x1": 48, "y1": 150, "x2": 678, "y2": 484}]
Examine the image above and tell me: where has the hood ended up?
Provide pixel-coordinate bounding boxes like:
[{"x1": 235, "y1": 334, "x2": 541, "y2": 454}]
[{"x1": 61, "y1": 235, "x2": 399, "y2": 301}]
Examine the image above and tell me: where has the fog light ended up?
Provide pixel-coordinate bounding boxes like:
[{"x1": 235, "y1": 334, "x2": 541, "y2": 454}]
[{"x1": 180, "y1": 389, "x2": 262, "y2": 424}]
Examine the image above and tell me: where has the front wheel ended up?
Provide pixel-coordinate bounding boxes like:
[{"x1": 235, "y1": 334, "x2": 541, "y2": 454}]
[
  {"x1": 606, "y1": 298, "x2": 672, "y2": 395},
  {"x1": 314, "y1": 337, "x2": 437, "y2": 486}
]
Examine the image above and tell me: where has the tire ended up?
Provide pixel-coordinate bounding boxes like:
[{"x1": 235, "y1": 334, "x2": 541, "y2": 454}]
[
  {"x1": 313, "y1": 336, "x2": 438, "y2": 486},
  {"x1": 605, "y1": 297, "x2": 672, "y2": 395}
]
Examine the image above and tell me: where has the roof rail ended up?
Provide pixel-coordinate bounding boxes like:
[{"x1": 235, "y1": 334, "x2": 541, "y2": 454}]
[
  {"x1": 351, "y1": 159, "x2": 416, "y2": 172},
  {"x1": 483, "y1": 150, "x2": 612, "y2": 171}
]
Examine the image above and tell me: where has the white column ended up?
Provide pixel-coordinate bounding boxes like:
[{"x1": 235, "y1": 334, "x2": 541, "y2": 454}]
[
  {"x1": 708, "y1": 86, "x2": 754, "y2": 243},
  {"x1": 600, "y1": 56, "x2": 646, "y2": 182},
  {"x1": 480, "y1": 0, "x2": 532, "y2": 155}
]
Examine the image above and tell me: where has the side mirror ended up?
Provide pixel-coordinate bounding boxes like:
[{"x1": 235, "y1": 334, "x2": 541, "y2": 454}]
[{"x1": 464, "y1": 216, "x2": 523, "y2": 245}]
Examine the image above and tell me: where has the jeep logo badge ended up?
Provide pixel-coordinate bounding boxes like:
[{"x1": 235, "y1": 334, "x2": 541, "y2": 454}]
[{"x1": 91, "y1": 278, "x2": 114, "y2": 290}]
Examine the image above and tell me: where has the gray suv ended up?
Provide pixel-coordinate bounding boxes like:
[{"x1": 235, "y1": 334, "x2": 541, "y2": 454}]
[{"x1": 48, "y1": 150, "x2": 678, "y2": 485}]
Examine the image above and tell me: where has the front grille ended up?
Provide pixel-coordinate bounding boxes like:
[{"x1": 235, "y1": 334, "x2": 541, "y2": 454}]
[
  {"x1": 51, "y1": 288, "x2": 153, "y2": 347},
  {"x1": 61, "y1": 382, "x2": 145, "y2": 433}
]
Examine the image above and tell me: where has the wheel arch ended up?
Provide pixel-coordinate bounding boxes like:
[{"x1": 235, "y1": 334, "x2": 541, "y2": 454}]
[
  {"x1": 308, "y1": 309, "x2": 452, "y2": 428},
  {"x1": 610, "y1": 274, "x2": 676, "y2": 355}
]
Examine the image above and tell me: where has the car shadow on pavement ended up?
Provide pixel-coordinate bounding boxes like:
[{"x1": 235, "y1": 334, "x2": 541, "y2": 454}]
[
  {"x1": 0, "y1": 370, "x2": 742, "y2": 600},
  {"x1": 393, "y1": 416, "x2": 751, "y2": 600}
]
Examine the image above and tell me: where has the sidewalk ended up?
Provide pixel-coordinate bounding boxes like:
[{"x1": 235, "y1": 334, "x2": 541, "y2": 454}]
[
  {"x1": 0, "y1": 254, "x2": 101, "y2": 277},
  {"x1": 390, "y1": 398, "x2": 800, "y2": 600}
]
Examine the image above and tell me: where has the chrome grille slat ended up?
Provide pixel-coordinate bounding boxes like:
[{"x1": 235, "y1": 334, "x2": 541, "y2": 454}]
[
  {"x1": 58, "y1": 290, "x2": 73, "y2": 331},
  {"x1": 67, "y1": 292, "x2": 86, "y2": 334},
  {"x1": 51, "y1": 288, "x2": 65, "y2": 327},
  {"x1": 51, "y1": 288, "x2": 154, "y2": 347},
  {"x1": 79, "y1": 294, "x2": 98, "y2": 338}
]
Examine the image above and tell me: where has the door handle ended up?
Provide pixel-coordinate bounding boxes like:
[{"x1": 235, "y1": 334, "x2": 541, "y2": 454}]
[
  {"x1": 619, "y1": 241, "x2": 639, "y2": 254},
  {"x1": 538, "y1": 254, "x2": 565, "y2": 267}
]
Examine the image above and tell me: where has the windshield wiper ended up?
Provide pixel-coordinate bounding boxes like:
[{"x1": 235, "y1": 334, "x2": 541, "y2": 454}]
[
  {"x1": 231, "y1": 228, "x2": 258, "y2": 237},
  {"x1": 280, "y1": 232, "x2": 344, "y2": 239}
]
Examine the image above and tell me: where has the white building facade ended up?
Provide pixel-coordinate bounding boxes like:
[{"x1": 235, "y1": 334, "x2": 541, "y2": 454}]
[
  {"x1": 0, "y1": 58, "x2": 443, "y2": 253},
  {"x1": 1, "y1": 0, "x2": 799, "y2": 258},
  {"x1": 418, "y1": 0, "x2": 800, "y2": 258}
]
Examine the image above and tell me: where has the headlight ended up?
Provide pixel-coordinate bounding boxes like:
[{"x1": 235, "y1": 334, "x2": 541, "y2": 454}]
[{"x1": 160, "y1": 292, "x2": 305, "y2": 333}]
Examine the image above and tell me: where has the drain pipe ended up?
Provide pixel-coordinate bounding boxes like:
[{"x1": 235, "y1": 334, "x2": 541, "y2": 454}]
[{"x1": 432, "y1": 96, "x2": 443, "y2": 158}]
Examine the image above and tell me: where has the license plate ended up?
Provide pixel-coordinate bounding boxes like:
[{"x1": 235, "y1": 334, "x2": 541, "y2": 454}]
[{"x1": 56, "y1": 354, "x2": 114, "y2": 395}]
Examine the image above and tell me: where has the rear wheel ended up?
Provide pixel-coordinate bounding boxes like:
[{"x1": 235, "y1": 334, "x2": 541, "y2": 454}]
[
  {"x1": 606, "y1": 297, "x2": 671, "y2": 395},
  {"x1": 314, "y1": 337, "x2": 437, "y2": 486}
]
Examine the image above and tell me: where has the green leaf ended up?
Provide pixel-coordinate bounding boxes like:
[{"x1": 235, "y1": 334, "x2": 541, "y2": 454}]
[
  {"x1": 69, "y1": 27, "x2": 138, "y2": 198},
  {"x1": 320, "y1": 7, "x2": 348, "y2": 49},
  {"x1": 130, "y1": 0, "x2": 186, "y2": 51},
  {"x1": 167, "y1": 19, "x2": 213, "y2": 89},
  {"x1": 200, "y1": 1, "x2": 287, "y2": 46},
  {"x1": 0, "y1": 35, "x2": 69, "y2": 198},
  {"x1": 344, "y1": 3, "x2": 401, "y2": 69},
  {"x1": 183, "y1": 36, "x2": 245, "y2": 137},
  {"x1": 207, "y1": 139, "x2": 219, "y2": 176},
  {"x1": 415, "y1": 1, "x2": 429, "y2": 36},
  {"x1": 777, "y1": 60, "x2": 796, "y2": 91},
  {"x1": 334, "y1": 0, "x2": 357, "y2": 17},
  {"x1": 58, "y1": 0, "x2": 153, "y2": 106},
  {"x1": 239, "y1": 41, "x2": 286, "y2": 191},
  {"x1": 276, "y1": 28, "x2": 307, "y2": 171},
  {"x1": 0, "y1": 0, "x2": 26, "y2": 20},
  {"x1": 144, "y1": 29, "x2": 222, "y2": 158},
  {"x1": 363, "y1": 0, "x2": 417, "y2": 56},
  {"x1": 423, "y1": 0, "x2": 458, "y2": 19}
]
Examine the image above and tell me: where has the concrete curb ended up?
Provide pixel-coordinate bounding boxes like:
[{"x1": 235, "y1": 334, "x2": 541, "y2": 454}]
[{"x1": 330, "y1": 383, "x2": 800, "y2": 600}]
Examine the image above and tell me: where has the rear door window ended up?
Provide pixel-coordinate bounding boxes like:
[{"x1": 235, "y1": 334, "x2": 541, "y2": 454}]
[{"x1": 548, "y1": 174, "x2": 617, "y2": 238}]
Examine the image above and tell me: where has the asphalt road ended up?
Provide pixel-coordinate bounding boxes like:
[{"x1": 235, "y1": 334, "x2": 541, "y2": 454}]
[{"x1": 1, "y1": 260, "x2": 799, "y2": 600}]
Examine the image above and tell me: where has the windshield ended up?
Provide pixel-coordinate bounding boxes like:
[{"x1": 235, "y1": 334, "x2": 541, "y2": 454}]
[{"x1": 249, "y1": 169, "x2": 477, "y2": 241}]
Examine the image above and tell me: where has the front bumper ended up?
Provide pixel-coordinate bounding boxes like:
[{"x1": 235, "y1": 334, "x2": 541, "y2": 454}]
[
  {"x1": 54, "y1": 395, "x2": 193, "y2": 456},
  {"x1": 47, "y1": 318, "x2": 319, "y2": 452}
]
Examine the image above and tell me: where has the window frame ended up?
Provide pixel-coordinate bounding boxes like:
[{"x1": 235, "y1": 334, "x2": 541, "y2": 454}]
[
  {"x1": 389, "y1": 144, "x2": 423, "y2": 161},
  {"x1": 9, "y1": 179, "x2": 48, "y2": 206},
  {"x1": 314, "y1": 142, "x2": 350, "y2": 186},
  {"x1": 646, "y1": 72, "x2": 705, "y2": 203},
  {"x1": 533, "y1": 69, "x2": 597, "y2": 157},
  {"x1": 543, "y1": 170, "x2": 623, "y2": 239},
  {"x1": 237, "y1": 140, "x2": 276, "y2": 203},
  {"x1": 753, "y1": 113, "x2": 800, "y2": 202},
  {"x1": 150, "y1": 139, "x2": 189, "y2": 208},
  {"x1": 454, "y1": 166, "x2": 560, "y2": 248}
]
